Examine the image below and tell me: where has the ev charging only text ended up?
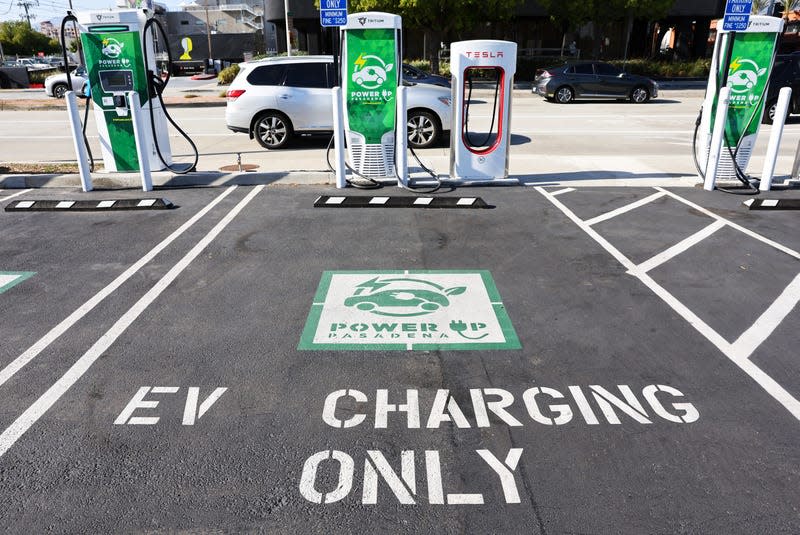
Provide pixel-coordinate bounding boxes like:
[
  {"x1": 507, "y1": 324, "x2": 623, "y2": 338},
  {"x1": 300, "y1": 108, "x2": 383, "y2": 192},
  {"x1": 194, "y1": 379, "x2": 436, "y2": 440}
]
[{"x1": 299, "y1": 385, "x2": 699, "y2": 505}]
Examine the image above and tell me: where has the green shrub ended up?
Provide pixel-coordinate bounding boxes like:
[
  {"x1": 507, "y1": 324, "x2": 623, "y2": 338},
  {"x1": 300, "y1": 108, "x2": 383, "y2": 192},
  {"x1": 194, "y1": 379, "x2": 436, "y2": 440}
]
[
  {"x1": 609, "y1": 58, "x2": 710, "y2": 79},
  {"x1": 217, "y1": 63, "x2": 240, "y2": 85},
  {"x1": 407, "y1": 59, "x2": 431, "y2": 72},
  {"x1": 28, "y1": 68, "x2": 58, "y2": 84}
]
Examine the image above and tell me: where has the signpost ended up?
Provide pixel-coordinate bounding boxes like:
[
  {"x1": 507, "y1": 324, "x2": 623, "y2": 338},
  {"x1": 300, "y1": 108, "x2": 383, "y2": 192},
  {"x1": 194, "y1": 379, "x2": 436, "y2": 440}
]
[
  {"x1": 320, "y1": 0, "x2": 347, "y2": 27},
  {"x1": 722, "y1": 0, "x2": 753, "y2": 31}
]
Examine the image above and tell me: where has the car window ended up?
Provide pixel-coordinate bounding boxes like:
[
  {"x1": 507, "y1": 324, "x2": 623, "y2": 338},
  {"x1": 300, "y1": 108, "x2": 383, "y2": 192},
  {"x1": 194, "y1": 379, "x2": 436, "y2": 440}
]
[
  {"x1": 573, "y1": 63, "x2": 593, "y2": 75},
  {"x1": 594, "y1": 63, "x2": 621, "y2": 76},
  {"x1": 284, "y1": 62, "x2": 328, "y2": 88},
  {"x1": 247, "y1": 64, "x2": 286, "y2": 86}
]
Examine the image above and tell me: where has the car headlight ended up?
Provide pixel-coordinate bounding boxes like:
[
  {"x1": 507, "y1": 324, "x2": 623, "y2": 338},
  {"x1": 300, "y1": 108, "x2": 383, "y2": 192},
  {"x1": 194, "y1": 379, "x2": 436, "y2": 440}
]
[{"x1": 437, "y1": 96, "x2": 451, "y2": 107}]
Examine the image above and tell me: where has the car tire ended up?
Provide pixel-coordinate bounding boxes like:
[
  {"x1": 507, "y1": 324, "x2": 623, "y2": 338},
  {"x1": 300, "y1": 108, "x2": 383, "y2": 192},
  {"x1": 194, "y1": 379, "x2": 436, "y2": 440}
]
[
  {"x1": 630, "y1": 86, "x2": 650, "y2": 103},
  {"x1": 253, "y1": 111, "x2": 293, "y2": 150},
  {"x1": 555, "y1": 86, "x2": 574, "y2": 103},
  {"x1": 52, "y1": 83, "x2": 68, "y2": 99},
  {"x1": 407, "y1": 109, "x2": 441, "y2": 149},
  {"x1": 762, "y1": 99, "x2": 791, "y2": 125}
]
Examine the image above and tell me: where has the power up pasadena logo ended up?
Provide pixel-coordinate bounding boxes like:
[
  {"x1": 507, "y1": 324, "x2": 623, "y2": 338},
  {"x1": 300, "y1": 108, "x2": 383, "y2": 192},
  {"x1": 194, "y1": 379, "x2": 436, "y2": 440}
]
[
  {"x1": 727, "y1": 57, "x2": 766, "y2": 105},
  {"x1": 299, "y1": 270, "x2": 521, "y2": 350}
]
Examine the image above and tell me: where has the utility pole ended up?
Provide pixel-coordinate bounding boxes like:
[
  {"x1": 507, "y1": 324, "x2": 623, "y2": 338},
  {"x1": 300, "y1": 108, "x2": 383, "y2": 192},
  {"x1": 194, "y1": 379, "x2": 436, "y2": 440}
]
[
  {"x1": 18, "y1": 0, "x2": 38, "y2": 29},
  {"x1": 284, "y1": 0, "x2": 291, "y2": 56},
  {"x1": 204, "y1": 5, "x2": 213, "y2": 73}
]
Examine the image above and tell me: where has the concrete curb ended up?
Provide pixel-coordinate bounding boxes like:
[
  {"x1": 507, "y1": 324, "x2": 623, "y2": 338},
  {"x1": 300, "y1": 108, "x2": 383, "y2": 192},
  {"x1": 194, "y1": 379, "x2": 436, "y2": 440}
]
[{"x1": 0, "y1": 171, "x2": 335, "y2": 189}]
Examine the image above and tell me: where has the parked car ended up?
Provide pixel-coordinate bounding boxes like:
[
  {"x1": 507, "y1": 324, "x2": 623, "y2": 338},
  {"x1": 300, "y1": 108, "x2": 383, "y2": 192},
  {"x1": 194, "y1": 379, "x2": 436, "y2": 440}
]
[
  {"x1": 225, "y1": 55, "x2": 452, "y2": 150},
  {"x1": 45, "y1": 66, "x2": 87, "y2": 98},
  {"x1": 402, "y1": 63, "x2": 450, "y2": 87},
  {"x1": 14, "y1": 57, "x2": 51, "y2": 70},
  {"x1": 533, "y1": 61, "x2": 659, "y2": 104},
  {"x1": 762, "y1": 52, "x2": 800, "y2": 124}
]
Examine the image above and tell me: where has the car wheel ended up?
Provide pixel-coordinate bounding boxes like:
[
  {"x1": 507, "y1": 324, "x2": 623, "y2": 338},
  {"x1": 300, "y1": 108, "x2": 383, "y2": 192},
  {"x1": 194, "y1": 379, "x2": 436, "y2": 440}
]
[
  {"x1": 630, "y1": 86, "x2": 650, "y2": 103},
  {"x1": 555, "y1": 86, "x2": 574, "y2": 103},
  {"x1": 407, "y1": 110, "x2": 441, "y2": 149},
  {"x1": 52, "y1": 83, "x2": 68, "y2": 99},
  {"x1": 253, "y1": 111, "x2": 292, "y2": 150}
]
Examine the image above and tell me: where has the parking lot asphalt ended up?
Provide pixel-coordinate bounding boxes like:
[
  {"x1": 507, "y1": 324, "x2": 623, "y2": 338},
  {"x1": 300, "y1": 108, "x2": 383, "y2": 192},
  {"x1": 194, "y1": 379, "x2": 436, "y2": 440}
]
[{"x1": 0, "y1": 184, "x2": 798, "y2": 533}]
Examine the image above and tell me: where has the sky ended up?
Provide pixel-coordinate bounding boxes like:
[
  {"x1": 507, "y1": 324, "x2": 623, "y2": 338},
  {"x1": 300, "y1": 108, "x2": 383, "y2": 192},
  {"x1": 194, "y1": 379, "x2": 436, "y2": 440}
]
[{"x1": 0, "y1": 0, "x2": 183, "y2": 25}]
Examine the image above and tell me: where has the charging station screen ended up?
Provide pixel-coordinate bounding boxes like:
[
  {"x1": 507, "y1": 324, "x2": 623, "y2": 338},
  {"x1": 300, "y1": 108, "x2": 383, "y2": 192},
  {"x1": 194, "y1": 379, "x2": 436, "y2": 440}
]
[{"x1": 99, "y1": 70, "x2": 134, "y2": 92}]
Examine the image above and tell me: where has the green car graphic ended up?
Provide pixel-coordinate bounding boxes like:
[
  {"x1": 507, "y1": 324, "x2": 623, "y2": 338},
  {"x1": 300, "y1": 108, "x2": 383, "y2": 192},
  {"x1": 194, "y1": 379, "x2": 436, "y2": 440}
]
[{"x1": 344, "y1": 277, "x2": 466, "y2": 317}]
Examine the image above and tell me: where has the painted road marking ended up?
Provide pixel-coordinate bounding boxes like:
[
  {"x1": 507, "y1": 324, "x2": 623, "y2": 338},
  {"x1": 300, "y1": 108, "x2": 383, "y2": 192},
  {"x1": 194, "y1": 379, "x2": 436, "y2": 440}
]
[
  {"x1": 636, "y1": 220, "x2": 727, "y2": 274},
  {"x1": 537, "y1": 186, "x2": 800, "y2": 421},
  {"x1": 0, "y1": 186, "x2": 263, "y2": 458},
  {"x1": 113, "y1": 386, "x2": 227, "y2": 425},
  {"x1": 0, "y1": 186, "x2": 238, "y2": 390},
  {"x1": 550, "y1": 187, "x2": 576, "y2": 197},
  {"x1": 299, "y1": 270, "x2": 520, "y2": 351},
  {"x1": 0, "y1": 271, "x2": 35, "y2": 294},
  {"x1": 0, "y1": 189, "x2": 32, "y2": 202},
  {"x1": 584, "y1": 191, "x2": 666, "y2": 226}
]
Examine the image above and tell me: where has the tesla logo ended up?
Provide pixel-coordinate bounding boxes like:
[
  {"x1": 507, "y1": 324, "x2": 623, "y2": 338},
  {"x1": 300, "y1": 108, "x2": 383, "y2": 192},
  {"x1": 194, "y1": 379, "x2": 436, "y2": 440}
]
[{"x1": 466, "y1": 51, "x2": 504, "y2": 59}]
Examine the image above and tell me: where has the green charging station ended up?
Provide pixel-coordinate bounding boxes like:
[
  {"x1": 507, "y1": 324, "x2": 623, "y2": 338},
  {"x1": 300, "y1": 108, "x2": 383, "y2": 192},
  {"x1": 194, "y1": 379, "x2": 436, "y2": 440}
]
[
  {"x1": 699, "y1": 15, "x2": 783, "y2": 182},
  {"x1": 340, "y1": 12, "x2": 402, "y2": 179},
  {"x1": 76, "y1": 9, "x2": 171, "y2": 172}
]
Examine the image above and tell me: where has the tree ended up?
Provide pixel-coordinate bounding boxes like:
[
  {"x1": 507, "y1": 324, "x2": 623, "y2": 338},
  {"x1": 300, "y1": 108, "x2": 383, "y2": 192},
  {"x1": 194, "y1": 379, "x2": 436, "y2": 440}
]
[
  {"x1": 0, "y1": 20, "x2": 60, "y2": 56},
  {"x1": 316, "y1": 0, "x2": 523, "y2": 71},
  {"x1": 537, "y1": 0, "x2": 673, "y2": 59}
]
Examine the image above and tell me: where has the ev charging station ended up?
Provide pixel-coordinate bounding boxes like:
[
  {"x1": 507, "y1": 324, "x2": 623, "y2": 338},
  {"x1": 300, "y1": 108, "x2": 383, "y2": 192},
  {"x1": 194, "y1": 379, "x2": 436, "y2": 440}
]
[
  {"x1": 450, "y1": 40, "x2": 517, "y2": 182},
  {"x1": 335, "y1": 12, "x2": 403, "y2": 184},
  {"x1": 75, "y1": 8, "x2": 171, "y2": 174},
  {"x1": 699, "y1": 15, "x2": 783, "y2": 189}
]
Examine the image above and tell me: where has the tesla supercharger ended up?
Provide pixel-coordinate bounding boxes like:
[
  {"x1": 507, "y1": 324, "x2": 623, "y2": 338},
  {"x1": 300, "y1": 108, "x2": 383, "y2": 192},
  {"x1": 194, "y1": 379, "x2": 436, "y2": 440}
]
[
  {"x1": 76, "y1": 8, "x2": 171, "y2": 172},
  {"x1": 699, "y1": 15, "x2": 783, "y2": 186},
  {"x1": 450, "y1": 40, "x2": 517, "y2": 182},
  {"x1": 339, "y1": 12, "x2": 403, "y2": 181}
]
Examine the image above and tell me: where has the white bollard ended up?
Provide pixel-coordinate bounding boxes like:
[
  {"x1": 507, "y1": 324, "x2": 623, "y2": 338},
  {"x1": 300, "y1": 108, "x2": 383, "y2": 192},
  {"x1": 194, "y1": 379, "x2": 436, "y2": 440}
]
[
  {"x1": 65, "y1": 91, "x2": 93, "y2": 192},
  {"x1": 704, "y1": 86, "x2": 731, "y2": 191},
  {"x1": 127, "y1": 91, "x2": 153, "y2": 192},
  {"x1": 331, "y1": 86, "x2": 347, "y2": 189},
  {"x1": 760, "y1": 86, "x2": 792, "y2": 192},
  {"x1": 395, "y1": 85, "x2": 408, "y2": 187}
]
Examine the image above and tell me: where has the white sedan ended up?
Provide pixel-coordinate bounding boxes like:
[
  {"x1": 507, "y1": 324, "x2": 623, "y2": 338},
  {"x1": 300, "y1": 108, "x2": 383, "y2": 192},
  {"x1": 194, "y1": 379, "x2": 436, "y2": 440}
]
[{"x1": 44, "y1": 67, "x2": 87, "y2": 98}]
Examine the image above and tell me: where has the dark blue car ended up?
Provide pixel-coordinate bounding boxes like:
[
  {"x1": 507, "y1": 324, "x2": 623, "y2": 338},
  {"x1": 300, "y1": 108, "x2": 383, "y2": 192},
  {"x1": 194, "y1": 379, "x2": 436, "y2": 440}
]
[{"x1": 403, "y1": 63, "x2": 451, "y2": 88}]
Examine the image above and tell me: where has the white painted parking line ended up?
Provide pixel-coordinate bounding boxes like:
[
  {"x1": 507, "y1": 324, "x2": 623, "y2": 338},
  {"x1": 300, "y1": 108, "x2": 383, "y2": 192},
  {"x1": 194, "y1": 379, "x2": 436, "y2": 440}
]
[
  {"x1": 730, "y1": 272, "x2": 800, "y2": 362},
  {"x1": 656, "y1": 188, "x2": 800, "y2": 261},
  {"x1": 584, "y1": 191, "x2": 666, "y2": 227},
  {"x1": 536, "y1": 186, "x2": 800, "y2": 421},
  {"x1": 0, "y1": 186, "x2": 238, "y2": 390},
  {"x1": 550, "y1": 187, "x2": 575, "y2": 197},
  {"x1": 636, "y1": 220, "x2": 726, "y2": 274},
  {"x1": 0, "y1": 186, "x2": 263, "y2": 458},
  {"x1": 0, "y1": 189, "x2": 32, "y2": 202}
]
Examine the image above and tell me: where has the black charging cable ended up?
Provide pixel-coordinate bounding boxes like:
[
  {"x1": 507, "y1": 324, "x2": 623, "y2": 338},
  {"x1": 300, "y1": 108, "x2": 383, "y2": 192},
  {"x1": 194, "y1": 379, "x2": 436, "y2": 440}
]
[
  {"x1": 142, "y1": 17, "x2": 198, "y2": 174},
  {"x1": 463, "y1": 67, "x2": 501, "y2": 149},
  {"x1": 60, "y1": 13, "x2": 94, "y2": 172}
]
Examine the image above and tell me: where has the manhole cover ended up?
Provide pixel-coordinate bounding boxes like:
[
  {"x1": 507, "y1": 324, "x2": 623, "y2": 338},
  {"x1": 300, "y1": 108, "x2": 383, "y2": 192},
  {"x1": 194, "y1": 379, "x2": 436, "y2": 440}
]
[{"x1": 219, "y1": 164, "x2": 260, "y2": 172}]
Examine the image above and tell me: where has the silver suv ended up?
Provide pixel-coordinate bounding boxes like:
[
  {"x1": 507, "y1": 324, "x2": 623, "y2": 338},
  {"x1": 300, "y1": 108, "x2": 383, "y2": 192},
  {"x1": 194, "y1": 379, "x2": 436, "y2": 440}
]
[{"x1": 225, "y1": 55, "x2": 451, "y2": 150}]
